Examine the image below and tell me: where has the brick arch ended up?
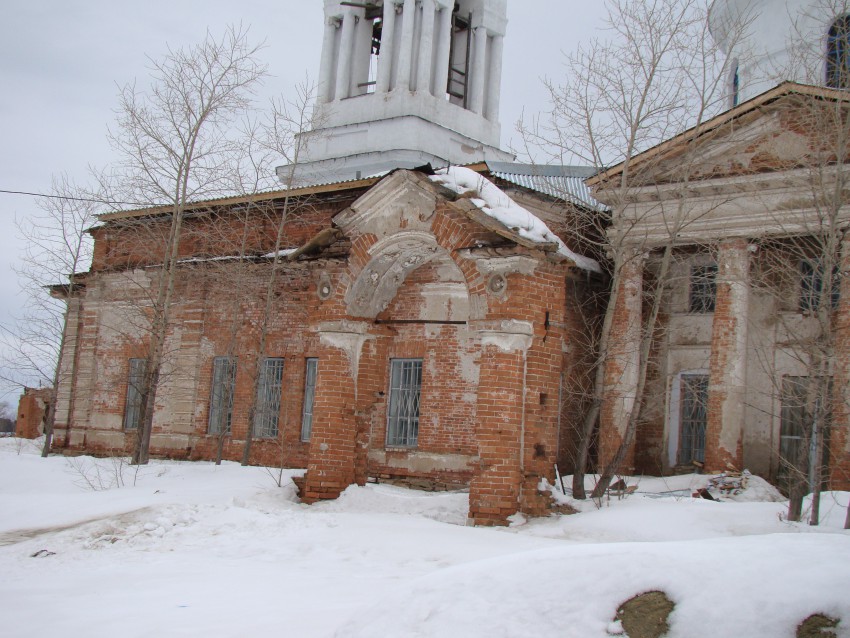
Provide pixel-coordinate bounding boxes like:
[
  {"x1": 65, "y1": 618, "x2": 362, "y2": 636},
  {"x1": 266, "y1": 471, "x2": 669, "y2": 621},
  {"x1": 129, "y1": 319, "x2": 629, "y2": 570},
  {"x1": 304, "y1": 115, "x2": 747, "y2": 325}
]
[{"x1": 344, "y1": 230, "x2": 472, "y2": 319}]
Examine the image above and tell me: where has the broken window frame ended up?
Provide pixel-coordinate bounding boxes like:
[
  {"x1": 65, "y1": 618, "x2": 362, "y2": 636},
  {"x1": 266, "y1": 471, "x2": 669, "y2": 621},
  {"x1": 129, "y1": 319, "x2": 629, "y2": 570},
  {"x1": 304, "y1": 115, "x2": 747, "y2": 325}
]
[
  {"x1": 208, "y1": 356, "x2": 237, "y2": 436},
  {"x1": 123, "y1": 358, "x2": 147, "y2": 431},
  {"x1": 253, "y1": 358, "x2": 284, "y2": 439},
  {"x1": 300, "y1": 358, "x2": 318, "y2": 442},
  {"x1": 386, "y1": 358, "x2": 423, "y2": 448}
]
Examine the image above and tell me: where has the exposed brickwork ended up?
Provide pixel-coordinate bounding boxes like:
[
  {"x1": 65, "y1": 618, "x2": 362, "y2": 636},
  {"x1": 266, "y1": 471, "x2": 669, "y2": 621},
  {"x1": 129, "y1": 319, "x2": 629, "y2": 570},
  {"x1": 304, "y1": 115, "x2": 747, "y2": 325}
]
[
  {"x1": 597, "y1": 250, "x2": 645, "y2": 473},
  {"x1": 56, "y1": 170, "x2": 594, "y2": 526},
  {"x1": 704, "y1": 240, "x2": 748, "y2": 473},
  {"x1": 15, "y1": 388, "x2": 52, "y2": 439}
]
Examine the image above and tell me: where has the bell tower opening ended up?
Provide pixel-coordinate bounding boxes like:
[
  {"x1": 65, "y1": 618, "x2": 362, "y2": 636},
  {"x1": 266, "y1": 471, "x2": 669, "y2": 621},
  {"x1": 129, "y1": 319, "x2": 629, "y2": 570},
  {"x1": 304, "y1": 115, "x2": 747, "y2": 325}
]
[{"x1": 279, "y1": 0, "x2": 514, "y2": 186}]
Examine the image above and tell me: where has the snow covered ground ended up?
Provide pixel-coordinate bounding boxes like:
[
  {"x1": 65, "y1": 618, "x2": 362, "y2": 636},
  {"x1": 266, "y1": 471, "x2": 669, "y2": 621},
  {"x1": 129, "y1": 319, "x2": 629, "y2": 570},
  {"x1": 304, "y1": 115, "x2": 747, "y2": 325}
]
[{"x1": 1, "y1": 438, "x2": 848, "y2": 638}]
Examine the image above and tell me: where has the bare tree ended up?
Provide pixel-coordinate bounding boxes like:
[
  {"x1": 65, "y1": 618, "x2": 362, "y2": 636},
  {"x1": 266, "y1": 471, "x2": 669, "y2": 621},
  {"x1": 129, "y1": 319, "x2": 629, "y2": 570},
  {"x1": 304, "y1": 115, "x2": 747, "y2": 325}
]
[
  {"x1": 526, "y1": 0, "x2": 741, "y2": 498},
  {"x1": 95, "y1": 26, "x2": 267, "y2": 464},
  {"x1": 1, "y1": 175, "x2": 97, "y2": 455}
]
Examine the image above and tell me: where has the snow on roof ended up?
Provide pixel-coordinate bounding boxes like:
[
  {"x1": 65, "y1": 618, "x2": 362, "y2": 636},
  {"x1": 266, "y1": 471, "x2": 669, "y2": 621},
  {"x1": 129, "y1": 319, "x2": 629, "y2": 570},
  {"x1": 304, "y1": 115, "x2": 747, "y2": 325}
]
[{"x1": 429, "y1": 167, "x2": 601, "y2": 273}]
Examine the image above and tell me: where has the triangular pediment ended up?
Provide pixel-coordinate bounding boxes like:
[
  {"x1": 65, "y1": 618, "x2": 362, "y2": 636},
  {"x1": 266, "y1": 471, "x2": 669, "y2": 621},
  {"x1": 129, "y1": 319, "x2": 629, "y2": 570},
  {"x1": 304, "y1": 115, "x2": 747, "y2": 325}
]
[
  {"x1": 590, "y1": 82, "x2": 850, "y2": 190},
  {"x1": 333, "y1": 171, "x2": 440, "y2": 240}
]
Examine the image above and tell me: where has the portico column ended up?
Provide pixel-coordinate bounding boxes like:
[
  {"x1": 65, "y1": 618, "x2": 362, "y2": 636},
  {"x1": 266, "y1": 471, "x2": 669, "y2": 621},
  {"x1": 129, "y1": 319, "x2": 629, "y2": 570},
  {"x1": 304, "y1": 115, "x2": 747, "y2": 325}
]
[
  {"x1": 830, "y1": 232, "x2": 850, "y2": 490},
  {"x1": 597, "y1": 248, "x2": 646, "y2": 473},
  {"x1": 469, "y1": 320, "x2": 533, "y2": 526},
  {"x1": 416, "y1": 0, "x2": 436, "y2": 94},
  {"x1": 468, "y1": 26, "x2": 488, "y2": 114},
  {"x1": 484, "y1": 35, "x2": 504, "y2": 122},
  {"x1": 318, "y1": 18, "x2": 339, "y2": 103},
  {"x1": 432, "y1": 4, "x2": 452, "y2": 97},
  {"x1": 334, "y1": 11, "x2": 357, "y2": 101},
  {"x1": 376, "y1": 1, "x2": 399, "y2": 94},
  {"x1": 704, "y1": 239, "x2": 750, "y2": 472},
  {"x1": 302, "y1": 321, "x2": 374, "y2": 503},
  {"x1": 396, "y1": 0, "x2": 417, "y2": 91}
]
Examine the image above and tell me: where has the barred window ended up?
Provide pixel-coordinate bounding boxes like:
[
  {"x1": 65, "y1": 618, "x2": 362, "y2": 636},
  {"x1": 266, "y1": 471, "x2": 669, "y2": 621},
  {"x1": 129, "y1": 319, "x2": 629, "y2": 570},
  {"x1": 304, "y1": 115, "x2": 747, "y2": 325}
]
[
  {"x1": 679, "y1": 374, "x2": 708, "y2": 465},
  {"x1": 208, "y1": 357, "x2": 236, "y2": 435},
  {"x1": 123, "y1": 358, "x2": 146, "y2": 431},
  {"x1": 689, "y1": 264, "x2": 717, "y2": 313},
  {"x1": 253, "y1": 358, "x2": 284, "y2": 439},
  {"x1": 300, "y1": 358, "x2": 318, "y2": 442},
  {"x1": 386, "y1": 359, "x2": 422, "y2": 448}
]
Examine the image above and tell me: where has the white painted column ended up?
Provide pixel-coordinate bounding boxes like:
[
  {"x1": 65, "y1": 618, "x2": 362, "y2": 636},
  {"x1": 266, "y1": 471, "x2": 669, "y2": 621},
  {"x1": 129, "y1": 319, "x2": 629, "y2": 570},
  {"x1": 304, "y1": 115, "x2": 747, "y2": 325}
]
[
  {"x1": 376, "y1": 1, "x2": 398, "y2": 94},
  {"x1": 416, "y1": 0, "x2": 436, "y2": 94},
  {"x1": 334, "y1": 11, "x2": 356, "y2": 101},
  {"x1": 396, "y1": 0, "x2": 417, "y2": 91},
  {"x1": 484, "y1": 34, "x2": 504, "y2": 122},
  {"x1": 318, "y1": 18, "x2": 339, "y2": 103},
  {"x1": 432, "y1": 5, "x2": 452, "y2": 98},
  {"x1": 468, "y1": 26, "x2": 488, "y2": 114}
]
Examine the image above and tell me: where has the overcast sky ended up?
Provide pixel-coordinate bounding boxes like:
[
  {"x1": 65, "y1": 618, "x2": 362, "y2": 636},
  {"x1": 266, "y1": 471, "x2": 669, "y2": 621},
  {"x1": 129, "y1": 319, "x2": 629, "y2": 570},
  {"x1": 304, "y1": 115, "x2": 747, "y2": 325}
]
[{"x1": 0, "y1": 1, "x2": 609, "y2": 392}]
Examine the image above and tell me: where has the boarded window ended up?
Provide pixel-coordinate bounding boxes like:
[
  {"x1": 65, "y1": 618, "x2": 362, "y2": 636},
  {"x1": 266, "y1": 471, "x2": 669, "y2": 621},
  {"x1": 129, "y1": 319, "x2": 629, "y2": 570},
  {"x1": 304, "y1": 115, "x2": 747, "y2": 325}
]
[
  {"x1": 386, "y1": 359, "x2": 422, "y2": 448},
  {"x1": 689, "y1": 264, "x2": 717, "y2": 313},
  {"x1": 679, "y1": 374, "x2": 708, "y2": 465},
  {"x1": 300, "y1": 358, "x2": 318, "y2": 442},
  {"x1": 123, "y1": 358, "x2": 146, "y2": 431},
  {"x1": 208, "y1": 357, "x2": 236, "y2": 435},
  {"x1": 253, "y1": 358, "x2": 284, "y2": 439}
]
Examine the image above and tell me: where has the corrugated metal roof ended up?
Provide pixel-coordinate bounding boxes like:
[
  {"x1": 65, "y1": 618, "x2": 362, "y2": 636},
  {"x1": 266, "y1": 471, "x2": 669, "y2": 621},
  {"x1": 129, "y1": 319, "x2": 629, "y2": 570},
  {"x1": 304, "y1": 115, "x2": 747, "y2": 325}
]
[{"x1": 485, "y1": 162, "x2": 605, "y2": 211}]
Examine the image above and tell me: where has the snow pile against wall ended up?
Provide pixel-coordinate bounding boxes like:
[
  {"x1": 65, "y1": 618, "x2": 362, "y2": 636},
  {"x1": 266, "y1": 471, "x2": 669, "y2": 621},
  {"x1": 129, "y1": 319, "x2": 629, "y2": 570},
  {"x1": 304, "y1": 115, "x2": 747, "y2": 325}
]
[{"x1": 430, "y1": 167, "x2": 601, "y2": 273}]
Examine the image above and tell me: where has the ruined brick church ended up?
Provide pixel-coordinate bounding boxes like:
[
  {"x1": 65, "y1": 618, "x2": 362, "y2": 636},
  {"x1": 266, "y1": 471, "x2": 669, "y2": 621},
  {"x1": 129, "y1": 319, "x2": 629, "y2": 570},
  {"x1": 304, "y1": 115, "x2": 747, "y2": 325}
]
[{"x1": 50, "y1": 0, "x2": 850, "y2": 524}]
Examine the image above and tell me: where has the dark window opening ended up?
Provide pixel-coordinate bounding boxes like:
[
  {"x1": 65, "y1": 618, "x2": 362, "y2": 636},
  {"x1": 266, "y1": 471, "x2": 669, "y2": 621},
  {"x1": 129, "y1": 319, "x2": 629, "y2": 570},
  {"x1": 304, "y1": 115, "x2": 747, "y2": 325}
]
[
  {"x1": 778, "y1": 376, "x2": 831, "y2": 494},
  {"x1": 678, "y1": 374, "x2": 709, "y2": 465},
  {"x1": 689, "y1": 264, "x2": 718, "y2": 313},
  {"x1": 301, "y1": 358, "x2": 318, "y2": 442},
  {"x1": 253, "y1": 358, "x2": 284, "y2": 439},
  {"x1": 386, "y1": 359, "x2": 422, "y2": 447},
  {"x1": 447, "y1": 9, "x2": 472, "y2": 106},
  {"x1": 124, "y1": 358, "x2": 146, "y2": 431},
  {"x1": 732, "y1": 64, "x2": 740, "y2": 107},
  {"x1": 827, "y1": 14, "x2": 850, "y2": 89},
  {"x1": 209, "y1": 357, "x2": 236, "y2": 435},
  {"x1": 800, "y1": 259, "x2": 840, "y2": 312}
]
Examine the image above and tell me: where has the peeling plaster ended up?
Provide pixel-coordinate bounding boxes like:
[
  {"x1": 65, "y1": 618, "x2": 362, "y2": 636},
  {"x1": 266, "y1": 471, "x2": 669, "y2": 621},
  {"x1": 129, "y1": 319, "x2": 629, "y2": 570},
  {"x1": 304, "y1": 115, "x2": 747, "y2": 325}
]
[
  {"x1": 474, "y1": 319, "x2": 534, "y2": 352},
  {"x1": 317, "y1": 320, "x2": 375, "y2": 380}
]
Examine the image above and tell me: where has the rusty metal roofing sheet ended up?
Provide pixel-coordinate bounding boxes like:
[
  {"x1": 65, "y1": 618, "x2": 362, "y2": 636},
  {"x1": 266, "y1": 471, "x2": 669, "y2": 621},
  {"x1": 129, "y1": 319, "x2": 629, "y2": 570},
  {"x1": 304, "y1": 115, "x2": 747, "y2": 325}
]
[{"x1": 485, "y1": 162, "x2": 605, "y2": 211}]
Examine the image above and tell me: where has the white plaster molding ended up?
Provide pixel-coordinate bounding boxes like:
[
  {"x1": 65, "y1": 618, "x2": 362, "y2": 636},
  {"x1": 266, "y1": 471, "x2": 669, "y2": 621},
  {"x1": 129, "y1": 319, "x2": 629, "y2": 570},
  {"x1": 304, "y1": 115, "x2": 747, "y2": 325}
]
[
  {"x1": 473, "y1": 319, "x2": 534, "y2": 352},
  {"x1": 317, "y1": 320, "x2": 375, "y2": 379}
]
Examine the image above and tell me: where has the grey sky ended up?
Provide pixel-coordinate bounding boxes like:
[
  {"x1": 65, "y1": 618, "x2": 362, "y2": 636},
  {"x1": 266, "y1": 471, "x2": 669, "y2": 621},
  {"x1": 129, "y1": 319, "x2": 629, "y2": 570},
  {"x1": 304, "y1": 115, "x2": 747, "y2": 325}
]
[{"x1": 0, "y1": 1, "x2": 608, "y2": 391}]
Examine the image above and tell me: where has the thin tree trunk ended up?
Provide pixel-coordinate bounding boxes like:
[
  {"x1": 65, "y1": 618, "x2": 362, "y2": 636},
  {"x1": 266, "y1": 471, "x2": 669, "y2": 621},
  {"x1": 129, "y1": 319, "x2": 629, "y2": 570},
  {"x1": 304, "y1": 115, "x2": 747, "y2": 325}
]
[
  {"x1": 572, "y1": 264, "x2": 622, "y2": 499},
  {"x1": 591, "y1": 243, "x2": 674, "y2": 499}
]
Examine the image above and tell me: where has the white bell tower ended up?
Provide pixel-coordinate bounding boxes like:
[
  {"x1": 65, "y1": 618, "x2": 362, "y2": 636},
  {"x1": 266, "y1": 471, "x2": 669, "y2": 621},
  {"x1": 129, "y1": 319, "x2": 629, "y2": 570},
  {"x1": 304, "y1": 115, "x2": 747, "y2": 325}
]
[
  {"x1": 710, "y1": 0, "x2": 850, "y2": 106},
  {"x1": 280, "y1": 0, "x2": 514, "y2": 185}
]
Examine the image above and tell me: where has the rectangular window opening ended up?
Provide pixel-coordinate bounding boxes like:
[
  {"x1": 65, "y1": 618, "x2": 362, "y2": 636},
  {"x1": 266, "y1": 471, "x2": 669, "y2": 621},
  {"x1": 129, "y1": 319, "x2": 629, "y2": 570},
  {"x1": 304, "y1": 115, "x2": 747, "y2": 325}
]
[
  {"x1": 779, "y1": 376, "x2": 832, "y2": 494},
  {"x1": 208, "y1": 357, "x2": 237, "y2": 435},
  {"x1": 386, "y1": 358, "x2": 423, "y2": 448},
  {"x1": 678, "y1": 374, "x2": 708, "y2": 465},
  {"x1": 300, "y1": 358, "x2": 318, "y2": 442},
  {"x1": 253, "y1": 358, "x2": 284, "y2": 439},
  {"x1": 799, "y1": 259, "x2": 840, "y2": 313},
  {"x1": 123, "y1": 358, "x2": 147, "y2": 431},
  {"x1": 689, "y1": 264, "x2": 717, "y2": 313}
]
